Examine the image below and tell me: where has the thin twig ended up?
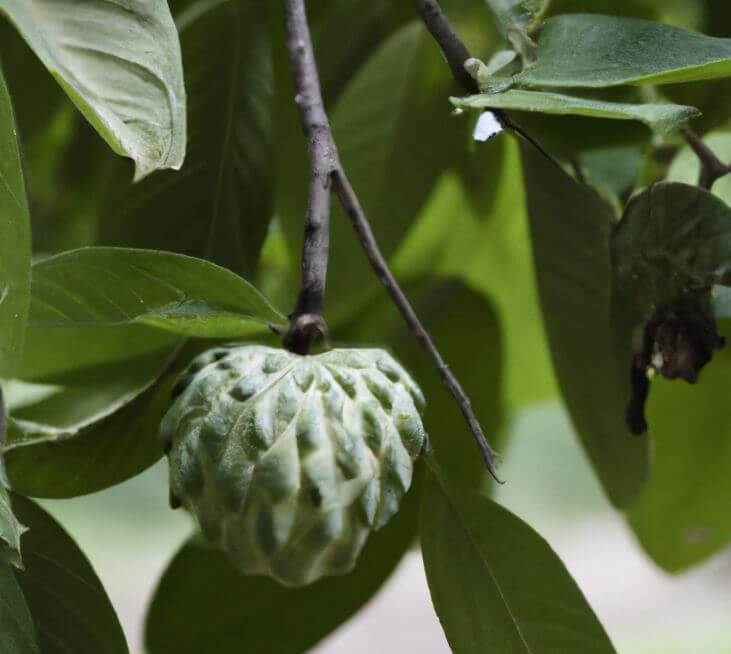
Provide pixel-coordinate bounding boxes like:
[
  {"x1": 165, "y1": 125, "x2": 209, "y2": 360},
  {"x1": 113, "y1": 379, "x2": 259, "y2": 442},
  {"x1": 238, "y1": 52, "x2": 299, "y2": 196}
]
[
  {"x1": 332, "y1": 171, "x2": 500, "y2": 477},
  {"x1": 282, "y1": 0, "x2": 337, "y2": 354},
  {"x1": 683, "y1": 128, "x2": 731, "y2": 190},
  {"x1": 283, "y1": 0, "x2": 500, "y2": 479},
  {"x1": 410, "y1": 0, "x2": 558, "y2": 168}
]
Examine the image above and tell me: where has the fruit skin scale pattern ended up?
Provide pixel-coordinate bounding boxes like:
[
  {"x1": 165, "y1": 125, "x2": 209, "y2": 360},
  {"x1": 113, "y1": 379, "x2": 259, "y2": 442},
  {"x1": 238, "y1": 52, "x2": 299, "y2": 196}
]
[{"x1": 161, "y1": 345, "x2": 427, "y2": 586}]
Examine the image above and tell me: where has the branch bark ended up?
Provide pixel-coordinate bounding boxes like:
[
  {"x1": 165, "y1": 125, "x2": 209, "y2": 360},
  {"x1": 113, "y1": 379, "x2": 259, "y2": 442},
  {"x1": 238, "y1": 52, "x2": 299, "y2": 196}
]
[
  {"x1": 283, "y1": 0, "x2": 500, "y2": 478},
  {"x1": 683, "y1": 128, "x2": 731, "y2": 190},
  {"x1": 283, "y1": 0, "x2": 337, "y2": 354}
]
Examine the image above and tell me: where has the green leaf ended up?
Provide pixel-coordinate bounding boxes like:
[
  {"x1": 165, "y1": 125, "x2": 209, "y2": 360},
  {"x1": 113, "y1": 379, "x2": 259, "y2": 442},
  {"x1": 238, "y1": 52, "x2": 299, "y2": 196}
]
[
  {"x1": 521, "y1": 143, "x2": 649, "y2": 507},
  {"x1": 453, "y1": 90, "x2": 699, "y2": 134},
  {"x1": 517, "y1": 14, "x2": 731, "y2": 89},
  {"x1": 0, "y1": 0, "x2": 186, "y2": 180},
  {"x1": 19, "y1": 247, "x2": 284, "y2": 382},
  {"x1": 11, "y1": 494, "x2": 128, "y2": 653},
  {"x1": 144, "y1": 475, "x2": 420, "y2": 654},
  {"x1": 485, "y1": 0, "x2": 547, "y2": 34},
  {"x1": 0, "y1": 65, "x2": 31, "y2": 377},
  {"x1": 0, "y1": 484, "x2": 25, "y2": 568},
  {"x1": 483, "y1": 0, "x2": 548, "y2": 60},
  {"x1": 4, "y1": 350, "x2": 179, "y2": 498},
  {"x1": 628, "y1": 322, "x2": 731, "y2": 571},
  {"x1": 0, "y1": 563, "x2": 40, "y2": 654},
  {"x1": 279, "y1": 21, "x2": 463, "y2": 321},
  {"x1": 667, "y1": 128, "x2": 731, "y2": 205},
  {"x1": 421, "y1": 472, "x2": 616, "y2": 653},
  {"x1": 101, "y1": 0, "x2": 275, "y2": 277},
  {"x1": 612, "y1": 183, "x2": 731, "y2": 310},
  {"x1": 337, "y1": 278, "x2": 504, "y2": 490}
]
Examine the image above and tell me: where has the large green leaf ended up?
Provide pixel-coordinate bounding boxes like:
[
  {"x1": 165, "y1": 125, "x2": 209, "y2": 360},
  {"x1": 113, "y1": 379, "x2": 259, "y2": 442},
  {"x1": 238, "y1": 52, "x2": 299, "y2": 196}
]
[
  {"x1": 421, "y1": 472, "x2": 616, "y2": 653},
  {"x1": 4, "y1": 351, "x2": 179, "y2": 498},
  {"x1": 279, "y1": 21, "x2": 463, "y2": 321},
  {"x1": 0, "y1": 483, "x2": 25, "y2": 567},
  {"x1": 101, "y1": 0, "x2": 275, "y2": 277},
  {"x1": 453, "y1": 90, "x2": 699, "y2": 134},
  {"x1": 612, "y1": 182, "x2": 731, "y2": 310},
  {"x1": 0, "y1": 65, "x2": 31, "y2": 377},
  {"x1": 145, "y1": 476, "x2": 420, "y2": 654},
  {"x1": 19, "y1": 247, "x2": 284, "y2": 382},
  {"x1": 0, "y1": 563, "x2": 40, "y2": 654},
  {"x1": 337, "y1": 278, "x2": 504, "y2": 490},
  {"x1": 521, "y1": 143, "x2": 649, "y2": 507},
  {"x1": 628, "y1": 321, "x2": 731, "y2": 571},
  {"x1": 0, "y1": 0, "x2": 185, "y2": 180},
  {"x1": 11, "y1": 494, "x2": 128, "y2": 653},
  {"x1": 516, "y1": 14, "x2": 731, "y2": 89}
]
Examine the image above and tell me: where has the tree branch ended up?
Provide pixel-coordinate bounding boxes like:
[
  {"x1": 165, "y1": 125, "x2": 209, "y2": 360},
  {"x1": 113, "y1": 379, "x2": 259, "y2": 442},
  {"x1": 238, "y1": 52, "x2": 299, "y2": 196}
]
[
  {"x1": 683, "y1": 128, "x2": 731, "y2": 190},
  {"x1": 332, "y1": 171, "x2": 500, "y2": 477},
  {"x1": 410, "y1": 0, "x2": 557, "y2": 166},
  {"x1": 283, "y1": 0, "x2": 500, "y2": 479},
  {"x1": 282, "y1": 0, "x2": 337, "y2": 354}
]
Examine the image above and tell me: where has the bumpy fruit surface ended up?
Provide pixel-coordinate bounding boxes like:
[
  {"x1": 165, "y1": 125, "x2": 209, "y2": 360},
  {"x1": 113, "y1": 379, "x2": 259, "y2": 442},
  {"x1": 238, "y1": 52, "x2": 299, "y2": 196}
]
[{"x1": 161, "y1": 345, "x2": 426, "y2": 586}]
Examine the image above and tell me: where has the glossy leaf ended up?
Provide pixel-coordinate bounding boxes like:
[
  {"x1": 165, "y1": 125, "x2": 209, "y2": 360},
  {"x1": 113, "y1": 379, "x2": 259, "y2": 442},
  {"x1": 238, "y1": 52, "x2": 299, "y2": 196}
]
[
  {"x1": 0, "y1": 484, "x2": 25, "y2": 567},
  {"x1": 337, "y1": 278, "x2": 504, "y2": 490},
  {"x1": 517, "y1": 14, "x2": 731, "y2": 89},
  {"x1": 18, "y1": 246, "x2": 283, "y2": 382},
  {"x1": 145, "y1": 475, "x2": 420, "y2": 654},
  {"x1": 0, "y1": 66, "x2": 31, "y2": 377},
  {"x1": 0, "y1": 563, "x2": 40, "y2": 654},
  {"x1": 11, "y1": 494, "x2": 128, "y2": 653},
  {"x1": 0, "y1": 0, "x2": 186, "y2": 180},
  {"x1": 612, "y1": 182, "x2": 731, "y2": 310},
  {"x1": 101, "y1": 0, "x2": 275, "y2": 276},
  {"x1": 483, "y1": 0, "x2": 547, "y2": 61},
  {"x1": 421, "y1": 473, "x2": 616, "y2": 653},
  {"x1": 521, "y1": 143, "x2": 649, "y2": 507},
  {"x1": 4, "y1": 351, "x2": 179, "y2": 498},
  {"x1": 628, "y1": 321, "x2": 731, "y2": 571},
  {"x1": 453, "y1": 90, "x2": 699, "y2": 134},
  {"x1": 279, "y1": 21, "x2": 463, "y2": 321}
]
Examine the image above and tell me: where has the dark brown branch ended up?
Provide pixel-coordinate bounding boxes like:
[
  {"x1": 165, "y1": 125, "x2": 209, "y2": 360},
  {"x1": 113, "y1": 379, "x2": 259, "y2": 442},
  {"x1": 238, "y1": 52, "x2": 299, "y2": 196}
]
[
  {"x1": 683, "y1": 129, "x2": 731, "y2": 190},
  {"x1": 410, "y1": 0, "x2": 478, "y2": 93},
  {"x1": 283, "y1": 0, "x2": 500, "y2": 479},
  {"x1": 332, "y1": 171, "x2": 500, "y2": 478},
  {"x1": 282, "y1": 0, "x2": 337, "y2": 354},
  {"x1": 410, "y1": 0, "x2": 557, "y2": 167}
]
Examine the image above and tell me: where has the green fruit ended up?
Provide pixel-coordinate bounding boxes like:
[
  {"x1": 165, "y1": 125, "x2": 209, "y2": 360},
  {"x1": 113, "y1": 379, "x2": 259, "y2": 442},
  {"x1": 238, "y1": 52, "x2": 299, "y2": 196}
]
[{"x1": 161, "y1": 345, "x2": 427, "y2": 586}]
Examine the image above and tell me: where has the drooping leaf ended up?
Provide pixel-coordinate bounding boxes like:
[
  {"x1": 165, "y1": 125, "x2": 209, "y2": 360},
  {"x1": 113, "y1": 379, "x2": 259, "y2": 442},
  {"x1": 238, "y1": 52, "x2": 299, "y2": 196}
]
[
  {"x1": 144, "y1": 475, "x2": 420, "y2": 654},
  {"x1": 18, "y1": 247, "x2": 284, "y2": 382},
  {"x1": 11, "y1": 494, "x2": 128, "y2": 653},
  {"x1": 278, "y1": 21, "x2": 463, "y2": 321},
  {"x1": 0, "y1": 65, "x2": 31, "y2": 377},
  {"x1": 612, "y1": 182, "x2": 731, "y2": 310},
  {"x1": 520, "y1": 143, "x2": 649, "y2": 507},
  {"x1": 0, "y1": 0, "x2": 186, "y2": 180},
  {"x1": 101, "y1": 0, "x2": 275, "y2": 276},
  {"x1": 667, "y1": 128, "x2": 731, "y2": 205},
  {"x1": 337, "y1": 278, "x2": 505, "y2": 490},
  {"x1": 4, "y1": 350, "x2": 180, "y2": 498},
  {"x1": 516, "y1": 14, "x2": 731, "y2": 89},
  {"x1": 421, "y1": 472, "x2": 616, "y2": 653},
  {"x1": 628, "y1": 321, "x2": 731, "y2": 571},
  {"x1": 0, "y1": 483, "x2": 25, "y2": 567},
  {"x1": 0, "y1": 563, "x2": 40, "y2": 654},
  {"x1": 453, "y1": 90, "x2": 699, "y2": 134}
]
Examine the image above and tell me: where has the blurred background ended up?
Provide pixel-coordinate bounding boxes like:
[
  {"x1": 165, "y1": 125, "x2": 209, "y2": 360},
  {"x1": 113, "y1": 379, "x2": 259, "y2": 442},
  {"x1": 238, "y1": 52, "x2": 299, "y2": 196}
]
[{"x1": 40, "y1": 400, "x2": 731, "y2": 654}]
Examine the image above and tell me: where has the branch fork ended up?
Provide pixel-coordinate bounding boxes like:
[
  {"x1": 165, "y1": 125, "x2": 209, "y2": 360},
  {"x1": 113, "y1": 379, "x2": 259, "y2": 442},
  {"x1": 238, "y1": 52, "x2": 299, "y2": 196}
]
[{"x1": 282, "y1": 0, "x2": 500, "y2": 479}]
